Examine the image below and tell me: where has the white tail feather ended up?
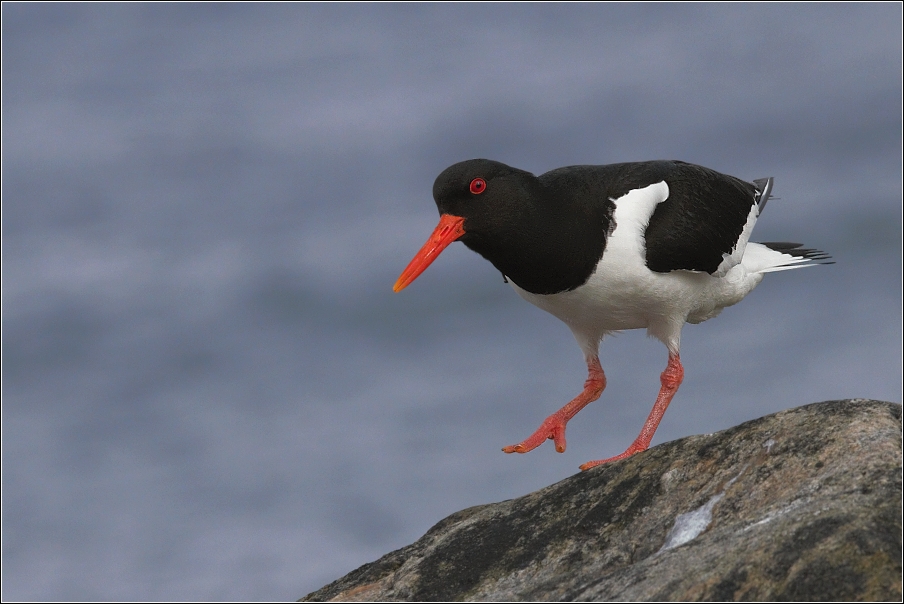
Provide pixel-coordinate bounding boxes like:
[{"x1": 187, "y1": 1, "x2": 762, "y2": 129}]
[{"x1": 741, "y1": 242, "x2": 828, "y2": 274}]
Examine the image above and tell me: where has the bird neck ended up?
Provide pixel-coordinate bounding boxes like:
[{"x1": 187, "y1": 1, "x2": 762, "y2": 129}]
[{"x1": 463, "y1": 190, "x2": 612, "y2": 295}]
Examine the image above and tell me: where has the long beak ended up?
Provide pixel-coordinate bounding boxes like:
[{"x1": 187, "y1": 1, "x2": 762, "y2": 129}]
[{"x1": 393, "y1": 214, "x2": 466, "y2": 292}]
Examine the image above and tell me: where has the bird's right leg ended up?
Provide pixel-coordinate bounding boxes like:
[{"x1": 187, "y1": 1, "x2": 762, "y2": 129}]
[
  {"x1": 502, "y1": 356, "x2": 606, "y2": 454},
  {"x1": 578, "y1": 353, "x2": 684, "y2": 470}
]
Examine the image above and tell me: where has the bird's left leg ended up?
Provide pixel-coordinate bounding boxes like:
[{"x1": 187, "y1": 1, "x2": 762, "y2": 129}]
[
  {"x1": 579, "y1": 353, "x2": 684, "y2": 470},
  {"x1": 502, "y1": 356, "x2": 606, "y2": 454}
]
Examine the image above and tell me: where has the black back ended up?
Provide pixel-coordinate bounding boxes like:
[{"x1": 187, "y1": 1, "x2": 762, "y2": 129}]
[{"x1": 432, "y1": 159, "x2": 760, "y2": 295}]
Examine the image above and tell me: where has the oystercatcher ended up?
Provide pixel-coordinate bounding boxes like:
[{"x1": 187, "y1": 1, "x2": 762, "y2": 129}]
[{"x1": 393, "y1": 159, "x2": 831, "y2": 470}]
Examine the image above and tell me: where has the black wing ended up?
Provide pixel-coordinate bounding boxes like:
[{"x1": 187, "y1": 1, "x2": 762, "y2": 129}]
[{"x1": 643, "y1": 162, "x2": 764, "y2": 274}]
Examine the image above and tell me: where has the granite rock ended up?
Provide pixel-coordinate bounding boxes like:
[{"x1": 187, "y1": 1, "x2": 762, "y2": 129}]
[{"x1": 302, "y1": 400, "x2": 902, "y2": 602}]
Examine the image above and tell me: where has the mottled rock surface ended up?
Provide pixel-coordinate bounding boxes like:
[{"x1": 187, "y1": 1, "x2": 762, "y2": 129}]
[{"x1": 302, "y1": 400, "x2": 902, "y2": 602}]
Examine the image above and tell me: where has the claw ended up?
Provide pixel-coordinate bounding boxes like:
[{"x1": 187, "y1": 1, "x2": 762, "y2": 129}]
[
  {"x1": 578, "y1": 444, "x2": 646, "y2": 471},
  {"x1": 502, "y1": 416, "x2": 568, "y2": 454},
  {"x1": 502, "y1": 357, "x2": 605, "y2": 456}
]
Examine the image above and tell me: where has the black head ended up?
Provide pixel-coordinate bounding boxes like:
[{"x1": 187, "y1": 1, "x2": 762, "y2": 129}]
[
  {"x1": 431, "y1": 159, "x2": 547, "y2": 251},
  {"x1": 396, "y1": 158, "x2": 608, "y2": 295}
]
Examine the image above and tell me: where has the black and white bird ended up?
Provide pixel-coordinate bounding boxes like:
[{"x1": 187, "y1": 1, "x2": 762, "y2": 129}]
[{"x1": 393, "y1": 159, "x2": 831, "y2": 470}]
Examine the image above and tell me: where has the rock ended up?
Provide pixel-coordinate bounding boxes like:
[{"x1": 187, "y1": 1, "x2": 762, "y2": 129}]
[{"x1": 302, "y1": 400, "x2": 902, "y2": 602}]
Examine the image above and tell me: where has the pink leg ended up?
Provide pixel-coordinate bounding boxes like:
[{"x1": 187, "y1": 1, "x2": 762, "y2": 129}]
[
  {"x1": 503, "y1": 357, "x2": 606, "y2": 455},
  {"x1": 579, "y1": 353, "x2": 684, "y2": 471}
]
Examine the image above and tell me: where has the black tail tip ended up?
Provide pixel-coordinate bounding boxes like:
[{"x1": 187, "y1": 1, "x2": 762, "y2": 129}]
[{"x1": 761, "y1": 241, "x2": 833, "y2": 263}]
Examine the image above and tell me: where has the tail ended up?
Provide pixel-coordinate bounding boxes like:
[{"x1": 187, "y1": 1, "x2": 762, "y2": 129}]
[
  {"x1": 753, "y1": 177, "x2": 773, "y2": 213},
  {"x1": 742, "y1": 241, "x2": 834, "y2": 274}
]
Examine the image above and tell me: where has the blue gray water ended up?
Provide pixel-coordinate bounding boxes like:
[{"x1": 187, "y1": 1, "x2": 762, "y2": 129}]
[{"x1": 2, "y1": 4, "x2": 901, "y2": 600}]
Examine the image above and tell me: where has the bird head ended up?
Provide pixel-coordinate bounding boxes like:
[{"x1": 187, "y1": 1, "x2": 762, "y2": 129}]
[{"x1": 393, "y1": 159, "x2": 538, "y2": 292}]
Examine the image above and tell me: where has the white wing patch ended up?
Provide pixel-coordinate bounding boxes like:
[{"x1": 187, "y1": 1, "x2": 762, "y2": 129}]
[
  {"x1": 713, "y1": 202, "x2": 759, "y2": 277},
  {"x1": 608, "y1": 180, "x2": 671, "y2": 255}
]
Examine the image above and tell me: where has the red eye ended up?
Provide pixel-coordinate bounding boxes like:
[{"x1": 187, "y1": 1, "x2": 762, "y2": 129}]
[{"x1": 469, "y1": 177, "x2": 486, "y2": 195}]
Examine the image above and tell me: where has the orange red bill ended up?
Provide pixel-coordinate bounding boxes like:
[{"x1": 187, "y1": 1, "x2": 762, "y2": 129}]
[{"x1": 393, "y1": 214, "x2": 466, "y2": 292}]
